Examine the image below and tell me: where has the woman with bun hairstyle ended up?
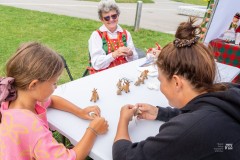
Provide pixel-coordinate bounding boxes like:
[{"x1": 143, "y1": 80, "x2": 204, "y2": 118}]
[{"x1": 112, "y1": 18, "x2": 240, "y2": 160}]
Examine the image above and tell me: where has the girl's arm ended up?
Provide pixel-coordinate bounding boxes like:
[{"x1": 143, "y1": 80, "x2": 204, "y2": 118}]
[
  {"x1": 49, "y1": 95, "x2": 109, "y2": 159},
  {"x1": 73, "y1": 116, "x2": 108, "y2": 160},
  {"x1": 50, "y1": 95, "x2": 100, "y2": 120}
]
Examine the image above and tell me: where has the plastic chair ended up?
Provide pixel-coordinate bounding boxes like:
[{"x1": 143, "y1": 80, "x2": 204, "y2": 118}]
[
  {"x1": 60, "y1": 55, "x2": 73, "y2": 81},
  {"x1": 136, "y1": 48, "x2": 146, "y2": 58},
  {"x1": 82, "y1": 66, "x2": 90, "y2": 77}
]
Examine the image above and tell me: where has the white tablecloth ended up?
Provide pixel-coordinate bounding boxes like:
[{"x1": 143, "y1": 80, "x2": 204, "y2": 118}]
[{"x1": 47, "y1": 58, "x2": 240, "y2": 160}]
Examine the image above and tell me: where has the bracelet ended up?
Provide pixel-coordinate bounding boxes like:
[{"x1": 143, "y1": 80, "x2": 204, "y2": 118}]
[{"x1": 87, "y1": 127, "x2": 98, "y2": 136}]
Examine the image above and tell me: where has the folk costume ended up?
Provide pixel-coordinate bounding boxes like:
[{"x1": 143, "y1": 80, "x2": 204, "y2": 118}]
[
  {"x1": 88, "y1": 25, "x2": 138, "y2": 75},
  {"x1": 236, "y1": 26, "x2": 240, "y2": 33},
  {"x1": 235, "y1": 13, "x2": 240, "y2": 33},
  {"x1": 222, "y1": 12, "x2": 240, "y2": 43},
  {"x1": 229, "y1": 12, "x2": 240, "y2": 31}
]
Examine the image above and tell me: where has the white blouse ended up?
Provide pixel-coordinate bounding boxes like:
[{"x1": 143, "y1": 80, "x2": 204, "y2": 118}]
[{"x1": 88, "y1": 24, "x2": 138, "y2": 70}]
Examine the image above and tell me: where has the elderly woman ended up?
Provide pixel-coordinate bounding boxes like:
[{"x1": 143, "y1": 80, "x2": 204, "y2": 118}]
[
  {"x1": 112, "y1": 18, "x2": 240, "y2": 159},
  {"x1": 87, "y1": 0, "x2": 138, "y2": 74}
]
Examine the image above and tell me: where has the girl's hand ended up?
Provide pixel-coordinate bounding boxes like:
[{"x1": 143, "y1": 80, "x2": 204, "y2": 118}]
[
  {"x1": 135, "y1": 103, "x2": 158, "y2": 120},
  {"x1": 89, "y1": 117, "x2": 109, "y2": 135},
  {"x1": 81, "y1": 105, "x2": 101, "y2": 120}
]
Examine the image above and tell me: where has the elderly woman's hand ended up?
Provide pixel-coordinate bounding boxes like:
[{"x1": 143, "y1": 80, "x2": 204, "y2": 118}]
[
  {"x1": 125, "y1": 48, "x2": 133, "y2": 57},
  {"x1": 119, "y1": 46, "x2": 133, "y2": 57},
  {"x1": 112, "y1": 46, "x2": 133, "y2": 58}
]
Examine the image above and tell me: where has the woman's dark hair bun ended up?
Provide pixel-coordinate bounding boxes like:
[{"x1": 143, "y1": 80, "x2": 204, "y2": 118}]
[{"x1": 174, "y1": 17, "x2": 201, "y2": 48}]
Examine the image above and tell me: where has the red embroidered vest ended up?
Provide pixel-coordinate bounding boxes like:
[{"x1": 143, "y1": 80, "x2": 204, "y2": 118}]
[{"x1": 88, "y1": 30, "x2": 128, "y2": 74}]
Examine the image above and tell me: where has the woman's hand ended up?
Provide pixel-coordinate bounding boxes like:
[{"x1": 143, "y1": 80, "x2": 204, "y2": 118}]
[
  {"x1": 119, "y1": 104, "x2": 137, "y2": 123},
  {"x1": 135, "y1": 103, "x2": 158, "y2": 120},
  {"x1": 89, "y1": 117, "x2": 109, "y2": 135},
  {"x1": 119, "y1": 46, "x2": 133, "y2": 57},
  {"x1": 112, "y1": 46, "x2": 133, "y2": 58},
  {"x1": 80, "y1": 105, "x2": 101, "y2": 120},
  {"x1": 113, "y1": 104, "x2": 136, "y2": 142}
]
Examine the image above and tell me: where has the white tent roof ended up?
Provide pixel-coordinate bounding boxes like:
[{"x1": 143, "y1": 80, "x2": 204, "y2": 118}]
[{"x1": 204, "y1": 0, "x2": 240, "y2": 44}]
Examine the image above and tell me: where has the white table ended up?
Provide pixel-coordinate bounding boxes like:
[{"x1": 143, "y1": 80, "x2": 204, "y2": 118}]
[
  {"x1": 215, "y1": 62, "x2": 240, "y2": 82},
  {"x1": 47, "y1": 58, "x2": 240, "y2": 160}
]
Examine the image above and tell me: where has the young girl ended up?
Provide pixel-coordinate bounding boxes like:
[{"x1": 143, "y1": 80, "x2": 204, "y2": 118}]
[{"x1": 0, "y1": 42, "x2": 109, "y2": 160}]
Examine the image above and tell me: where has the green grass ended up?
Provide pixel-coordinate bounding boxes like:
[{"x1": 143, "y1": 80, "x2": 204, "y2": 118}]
[
  {"x1": 0, "y1": 5, "x2": 174, "y2": 84},
  {"x1": 173, "y1": 0, "x2": 208, "y2": 6}
]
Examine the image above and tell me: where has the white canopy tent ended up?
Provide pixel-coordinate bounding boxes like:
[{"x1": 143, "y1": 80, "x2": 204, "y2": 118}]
[{"x1": 204, "y1": 0, "x2": 240, "y2": 44}]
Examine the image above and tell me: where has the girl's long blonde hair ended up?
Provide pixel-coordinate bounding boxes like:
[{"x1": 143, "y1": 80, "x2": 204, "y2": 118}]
[{"x1": 6, "y1": 42, "x2": 64, "y2": 90}]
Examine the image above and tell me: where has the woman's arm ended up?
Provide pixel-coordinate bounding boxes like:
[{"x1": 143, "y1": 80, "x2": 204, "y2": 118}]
[
  {"x1": 156, "y1": 106, "x2": 181, "y2": 122},
  {"x1": 114, "y1": 104, "x2": 136, "y2": 142},
  {"x1": 135, "y1": 103, "x2": 181, "y2": 122}
]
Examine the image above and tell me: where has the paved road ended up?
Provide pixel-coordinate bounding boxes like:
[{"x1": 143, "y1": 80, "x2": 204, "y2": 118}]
[{"x1": 0, "y1": 0, "x2": 200, "y2": 34}]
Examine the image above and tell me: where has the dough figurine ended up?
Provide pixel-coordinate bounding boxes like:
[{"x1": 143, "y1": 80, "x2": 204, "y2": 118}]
[
  {"x1": 140, "y1": 70, "x2": 149, "y2": 80},
  {"x1": 116, "y1": 79, "x2": 131, "y2": 95},
  {"x1": 134, "y1": 77, "x2": 145, "y2": 86},
  {"x1": 116, "y1": 79, "x2": 122, "y2": 89},
  {"x1": 121, "y1": 79, "x2": 130, "y2": 93},
  {"x1": 90, "y1": 88, "x2": 99, "y2": 103}
]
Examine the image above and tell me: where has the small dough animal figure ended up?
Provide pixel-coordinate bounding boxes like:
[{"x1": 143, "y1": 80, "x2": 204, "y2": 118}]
[
  {"x1": 134, "y1": 77, "x2": 141, "y2": 86},
  {"x1": 116, "y1": 79, "x2": 122, "y2": 88},
  {"x1": 90, "y1": 88, "x2": 99, "y2": 103},
  {"x1": 140, "y1": 70, "x2": 149, "y2": 80},
  {"x1": 134, "y1": 77, "x2": 145, "y2": 86},
  {"x1": 116, "y1": 79, "x2": 122, "y2": 95},
  {"x1": 117, "y1": 87, "x2": 122, "y2": 95},
  {"x1": 121, "y1": 79, "x2": 130, "y2": 93},
  {"x1": 116, "y1": 78, "x2": 131, "y2": 95}
]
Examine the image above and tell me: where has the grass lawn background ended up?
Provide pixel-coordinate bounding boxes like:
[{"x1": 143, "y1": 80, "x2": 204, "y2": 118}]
[
  {"x1": 0, "y1": 5, "x2": 175, "y2": 83},
  {"x1": 0, "y1": 0, "x2": 208, "y2": 83}
]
